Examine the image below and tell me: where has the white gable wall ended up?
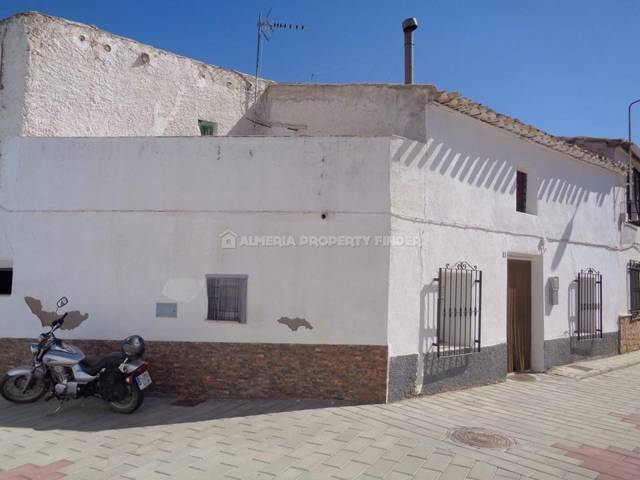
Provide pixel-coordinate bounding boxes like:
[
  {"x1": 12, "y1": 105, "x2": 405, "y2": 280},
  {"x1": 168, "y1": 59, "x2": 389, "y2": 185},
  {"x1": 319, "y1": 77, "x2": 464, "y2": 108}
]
[{"x1": 0, "y1": 13, "x2": 267, "y2": 139}]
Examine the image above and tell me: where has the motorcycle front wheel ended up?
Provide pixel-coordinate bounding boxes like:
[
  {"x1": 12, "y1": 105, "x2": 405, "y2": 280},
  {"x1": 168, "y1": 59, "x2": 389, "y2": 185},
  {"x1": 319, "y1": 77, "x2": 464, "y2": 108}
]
[
  {"x1": 108, "y1": 383, "x2": 144, "y2": 414},
  {"x1": 1, "y1": 373, "x2": 48, "y2": 403}
]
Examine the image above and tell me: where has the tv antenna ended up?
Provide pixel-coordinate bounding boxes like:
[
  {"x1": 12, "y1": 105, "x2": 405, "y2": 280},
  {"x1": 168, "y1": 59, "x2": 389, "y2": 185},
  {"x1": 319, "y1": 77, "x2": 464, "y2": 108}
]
[{"x1": 254, "y1": 10, "x2": 304, "y2": 100}]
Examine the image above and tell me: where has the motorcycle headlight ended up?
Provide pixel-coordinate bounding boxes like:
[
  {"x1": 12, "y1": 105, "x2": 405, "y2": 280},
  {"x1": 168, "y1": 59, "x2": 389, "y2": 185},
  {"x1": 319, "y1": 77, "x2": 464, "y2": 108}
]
[{"x1": 30, "y1": 343, "x2": 40, "y2": 355}]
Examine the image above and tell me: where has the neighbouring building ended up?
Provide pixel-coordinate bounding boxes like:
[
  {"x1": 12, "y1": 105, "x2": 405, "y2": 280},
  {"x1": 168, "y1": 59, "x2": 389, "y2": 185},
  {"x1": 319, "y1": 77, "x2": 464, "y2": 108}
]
[{"x1": 1, "y1": 12, "x2": 639, "y2": 403}]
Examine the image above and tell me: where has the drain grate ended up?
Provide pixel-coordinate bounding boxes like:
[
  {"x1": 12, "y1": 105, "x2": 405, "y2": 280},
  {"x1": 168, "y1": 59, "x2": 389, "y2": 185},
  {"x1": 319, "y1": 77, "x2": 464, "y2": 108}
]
[{"x1": 448, "y1": 427, "x2": 515, "y2": 449}]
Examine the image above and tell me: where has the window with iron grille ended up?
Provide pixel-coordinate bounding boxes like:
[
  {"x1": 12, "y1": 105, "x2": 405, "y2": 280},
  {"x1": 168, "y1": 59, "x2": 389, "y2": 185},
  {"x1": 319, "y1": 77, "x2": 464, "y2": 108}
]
[
  {"x1": 516, "y1": 171, "x2": 527, "y2": 213},
  {"x1": 198, "y1": 120, "x2": 218, "y2": 136},
  {"x1": 576, "y1": 268, "x2": 602, "y2": 340},
  {"x1": 433, "y1": 262, "x2": 482, "y2": 357},
  {"x1": 206, "y1": 275, "x2": 247, "y2": 322},
  {"x1": 627, "y1": 168, "x2": 640, "y2": 225},
  {"x1": 630, "y1": 262, "x2": 640, "y2": 313}
]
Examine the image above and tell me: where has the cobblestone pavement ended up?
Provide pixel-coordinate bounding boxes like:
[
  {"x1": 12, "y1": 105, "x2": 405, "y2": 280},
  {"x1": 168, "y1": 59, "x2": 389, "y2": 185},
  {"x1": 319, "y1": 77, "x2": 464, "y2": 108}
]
[{"x1": 2, "y1": 365, "x2": 640, "y2": 480}]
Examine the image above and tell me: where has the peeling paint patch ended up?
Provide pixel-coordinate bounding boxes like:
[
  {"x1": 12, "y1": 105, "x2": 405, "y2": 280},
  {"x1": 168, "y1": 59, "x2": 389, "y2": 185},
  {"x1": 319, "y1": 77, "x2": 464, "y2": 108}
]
[
  {"x1": 161, "y1": 277, "x2": 202, "y2": 303},
  {"x1": 24, "y1": 296, "x2": 89, "y2": 330},
  {"x1": 277, "y1": 317, "x2": 313, "y2": 331}
]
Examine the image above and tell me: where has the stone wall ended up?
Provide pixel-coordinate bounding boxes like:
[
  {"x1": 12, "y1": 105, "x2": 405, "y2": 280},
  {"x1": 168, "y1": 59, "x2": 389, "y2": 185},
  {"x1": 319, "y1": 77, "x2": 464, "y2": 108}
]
[
  {"x1": 387, "y1": 345, "x2": 507, "y2": 402},
  {"x1": 0, "y1": 339, "x2": 388, "y2": 403},
  {"x1": 543, "y1": 332, "x2": 619, "y2": 369},
  {"x1": 619, "y1": 314, "x2": 640, "y2": 354},
  {"x1": 421, "y1": 344, "x2": 508, "y2": 396},
  {"x1": 387, "y1": 354, "x2": 418, "y2": 401}
]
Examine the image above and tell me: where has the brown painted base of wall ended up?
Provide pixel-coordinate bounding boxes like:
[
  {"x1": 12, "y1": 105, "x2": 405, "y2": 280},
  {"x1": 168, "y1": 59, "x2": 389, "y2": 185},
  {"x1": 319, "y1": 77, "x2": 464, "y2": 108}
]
[
  {"x1": 620, "y1": 315, "x2": 640, "y2": 354},
  {"x1": 0, "y1": 338, "x2": 388, "y2": 403}
]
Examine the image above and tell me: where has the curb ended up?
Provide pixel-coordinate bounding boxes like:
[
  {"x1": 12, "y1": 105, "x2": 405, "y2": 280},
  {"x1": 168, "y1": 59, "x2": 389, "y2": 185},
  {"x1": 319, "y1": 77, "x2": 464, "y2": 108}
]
[{"x1": 548, "y1": 355, "x2": 640, "y2": 380}]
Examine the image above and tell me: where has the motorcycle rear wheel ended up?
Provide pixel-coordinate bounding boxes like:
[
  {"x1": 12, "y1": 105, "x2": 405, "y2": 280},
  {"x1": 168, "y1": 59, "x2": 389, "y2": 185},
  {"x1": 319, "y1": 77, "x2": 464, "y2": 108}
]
[
  {"x1": 1, "y1": 373, "x2": 48, "y2": 403},
  {"x1": 108, "y1": 383, "x2": 144, "y2": 414}
]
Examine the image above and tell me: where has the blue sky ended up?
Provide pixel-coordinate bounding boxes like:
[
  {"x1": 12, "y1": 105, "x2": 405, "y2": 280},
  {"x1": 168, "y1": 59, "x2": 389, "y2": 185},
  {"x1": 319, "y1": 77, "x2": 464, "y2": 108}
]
[{"x1": 1, "y1": 1, "x2": 639, "y2": 140}]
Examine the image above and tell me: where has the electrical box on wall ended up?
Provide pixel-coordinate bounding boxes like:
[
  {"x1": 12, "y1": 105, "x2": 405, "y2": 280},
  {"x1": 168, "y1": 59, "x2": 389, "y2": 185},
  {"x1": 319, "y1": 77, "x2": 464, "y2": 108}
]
[
  {"x1": 549, "y1": 276, "x2": 559, "y2": 305},
  {"x1": 156, "y1": 302, "x2": 177, "y2": 318}
]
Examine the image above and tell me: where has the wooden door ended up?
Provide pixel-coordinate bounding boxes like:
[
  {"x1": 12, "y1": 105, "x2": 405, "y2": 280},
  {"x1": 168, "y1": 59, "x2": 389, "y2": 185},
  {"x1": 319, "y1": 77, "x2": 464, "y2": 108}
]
[{"x1": 507, "y1": 260, "x2": 531, "y2": 372}]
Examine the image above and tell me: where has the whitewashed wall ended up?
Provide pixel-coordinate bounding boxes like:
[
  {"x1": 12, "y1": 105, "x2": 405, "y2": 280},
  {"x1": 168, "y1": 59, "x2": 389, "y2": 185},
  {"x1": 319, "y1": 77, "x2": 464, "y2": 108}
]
[
  {"x1": 0, "y1": 136, "x2": 391, "y2": 346},
  {"x1": 254, "y1": 84, "x2": 631, "y2": 363},
  {"x1": 244, "y1": 84, "x2": 431, "y2": 141},
  {"x1": 388, "y1": 103, "x2": 630, "y2": 367},
  {"x1": 0, "y1": 16, "x2": 28, "y2": 139},
  {"x1": 1, "y1": 12, "x2": 267, "y2": 138}
]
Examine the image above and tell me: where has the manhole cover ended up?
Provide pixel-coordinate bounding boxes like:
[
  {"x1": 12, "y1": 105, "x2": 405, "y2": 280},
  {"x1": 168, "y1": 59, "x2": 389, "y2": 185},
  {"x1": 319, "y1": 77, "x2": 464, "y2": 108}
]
[
  {"x1": 509, "y1": 373, "x2": 537, "y2": 382},
  {"x1": 448, "y1": 427, "x2": 515, "y2": 449}
]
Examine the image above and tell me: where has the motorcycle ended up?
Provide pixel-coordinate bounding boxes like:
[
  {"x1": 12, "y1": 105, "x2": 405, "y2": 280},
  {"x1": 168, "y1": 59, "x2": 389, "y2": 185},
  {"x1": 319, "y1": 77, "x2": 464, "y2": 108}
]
[{"x1": 1, "y1": 297, "x2": 152, "y2": 414}]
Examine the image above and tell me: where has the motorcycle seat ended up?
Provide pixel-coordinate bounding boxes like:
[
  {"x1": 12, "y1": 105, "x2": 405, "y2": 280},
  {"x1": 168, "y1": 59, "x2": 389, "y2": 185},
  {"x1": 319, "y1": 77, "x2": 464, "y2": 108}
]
[{"x1": 80, "y1": 353, "x2": 124, "y2": 376}]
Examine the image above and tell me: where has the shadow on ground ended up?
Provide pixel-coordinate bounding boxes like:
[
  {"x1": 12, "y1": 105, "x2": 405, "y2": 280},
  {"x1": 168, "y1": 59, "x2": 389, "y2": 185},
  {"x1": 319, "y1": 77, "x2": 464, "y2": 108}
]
[{"x1": 0, "y1": 395, "x2": 359, "y2": 432}]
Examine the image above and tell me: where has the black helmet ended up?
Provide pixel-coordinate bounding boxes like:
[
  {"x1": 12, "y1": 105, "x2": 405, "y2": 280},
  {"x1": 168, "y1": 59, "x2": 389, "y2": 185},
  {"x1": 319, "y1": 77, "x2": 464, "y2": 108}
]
[{"x1": 122, "y1": 335, "x2": 145, "y2": 359}]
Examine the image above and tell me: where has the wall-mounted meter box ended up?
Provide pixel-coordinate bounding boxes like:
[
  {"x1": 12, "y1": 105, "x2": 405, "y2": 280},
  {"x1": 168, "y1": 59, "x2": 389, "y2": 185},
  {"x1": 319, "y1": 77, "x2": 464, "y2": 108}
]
[
  {"x1": 156, "y1": 302, "x2": 177, "y2": 318},
  {"x1": 549, "y1": 276, "x2": 559, "y2": 306}
]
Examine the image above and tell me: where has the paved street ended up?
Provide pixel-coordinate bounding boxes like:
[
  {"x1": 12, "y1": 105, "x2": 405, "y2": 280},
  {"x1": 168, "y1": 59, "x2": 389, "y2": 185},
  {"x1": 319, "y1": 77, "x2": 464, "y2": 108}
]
[{"x1": 2, "y1": 365, "x2": 640, "y2": 480}]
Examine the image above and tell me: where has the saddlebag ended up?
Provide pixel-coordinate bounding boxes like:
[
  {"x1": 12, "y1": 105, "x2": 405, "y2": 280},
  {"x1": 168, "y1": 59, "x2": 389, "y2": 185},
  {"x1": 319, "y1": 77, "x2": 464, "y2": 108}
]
[{"x1": 99, "y1": 368, "x2": 129, "y2": 402}]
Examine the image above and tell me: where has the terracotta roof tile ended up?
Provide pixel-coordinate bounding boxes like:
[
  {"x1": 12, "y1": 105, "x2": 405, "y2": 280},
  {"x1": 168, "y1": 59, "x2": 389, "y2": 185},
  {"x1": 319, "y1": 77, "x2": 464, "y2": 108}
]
[{"x1": 434, "y1": 88, "x2": 625, "y2": 173}]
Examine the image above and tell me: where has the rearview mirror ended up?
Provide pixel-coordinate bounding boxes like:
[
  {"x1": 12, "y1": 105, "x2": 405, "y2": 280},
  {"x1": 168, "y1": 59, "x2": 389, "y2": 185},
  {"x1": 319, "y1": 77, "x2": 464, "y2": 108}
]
[{"x1": 56, "y1": 297, "x2": 68, "y2": 309}]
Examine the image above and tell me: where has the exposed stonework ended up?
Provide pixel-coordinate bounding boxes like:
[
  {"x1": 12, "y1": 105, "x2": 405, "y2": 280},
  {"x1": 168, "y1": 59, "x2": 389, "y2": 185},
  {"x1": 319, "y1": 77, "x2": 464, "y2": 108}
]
[
  {"x1": 24, "y1": 296, "x2": 88, "y2": 330},
  {"x1": 0, "y1": 338, "x2": 388, "y2": 403},
  {"x1": 277, "y1": 317, "x2": 313, "y2": 331},
  {"x1": 619, "y1": 314, "x2": 640, "y2": 354}
]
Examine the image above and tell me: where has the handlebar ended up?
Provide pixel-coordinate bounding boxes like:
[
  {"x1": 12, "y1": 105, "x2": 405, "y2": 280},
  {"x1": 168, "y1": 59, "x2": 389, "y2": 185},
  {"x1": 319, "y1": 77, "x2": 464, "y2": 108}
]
[{"x1": 51, "y1": 313, "x2": 68, "y2": 329}]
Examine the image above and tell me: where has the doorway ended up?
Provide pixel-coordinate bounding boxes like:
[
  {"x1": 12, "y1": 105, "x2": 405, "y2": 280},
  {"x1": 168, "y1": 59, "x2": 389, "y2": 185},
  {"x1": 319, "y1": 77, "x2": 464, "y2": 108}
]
[{"x1": 507, "y1": 259, "x2": 532, "y2": 372}]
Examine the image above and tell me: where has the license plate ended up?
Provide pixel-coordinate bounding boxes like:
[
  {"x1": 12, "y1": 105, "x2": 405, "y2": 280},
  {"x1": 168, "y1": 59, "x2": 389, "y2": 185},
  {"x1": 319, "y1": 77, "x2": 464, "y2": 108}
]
[{"x1": 135, "y1": 371, "x2": 152, "y2": 390}]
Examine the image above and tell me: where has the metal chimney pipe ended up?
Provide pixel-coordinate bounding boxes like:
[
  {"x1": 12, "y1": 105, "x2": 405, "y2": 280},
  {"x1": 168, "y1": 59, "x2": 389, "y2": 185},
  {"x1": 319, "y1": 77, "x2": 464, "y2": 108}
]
[{"x1": 402, "y1": 17, "x2": 418, "y2": 84}]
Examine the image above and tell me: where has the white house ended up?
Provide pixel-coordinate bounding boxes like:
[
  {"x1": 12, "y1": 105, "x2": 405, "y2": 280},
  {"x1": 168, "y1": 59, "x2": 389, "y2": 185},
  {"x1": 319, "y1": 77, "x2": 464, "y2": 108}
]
[{"x1": 0, "y1": 12, "x2": 638, "y2": 403}]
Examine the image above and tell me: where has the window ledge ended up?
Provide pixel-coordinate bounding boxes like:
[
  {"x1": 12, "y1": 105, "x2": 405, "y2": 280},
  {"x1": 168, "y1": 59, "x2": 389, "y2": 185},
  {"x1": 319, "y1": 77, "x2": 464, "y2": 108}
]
[{"x1": 205, "y1": 319, "x2": 245, "y2": 324}]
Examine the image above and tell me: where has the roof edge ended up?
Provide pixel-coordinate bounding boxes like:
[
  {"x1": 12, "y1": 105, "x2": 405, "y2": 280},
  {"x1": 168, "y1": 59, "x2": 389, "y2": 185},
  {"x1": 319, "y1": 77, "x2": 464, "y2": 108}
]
[
  {"x1": 0, "y1": 11, "x2": 270, "y2": 84},
  {"x1": 433, "y1": 89, "x2": 626, "y2": 174}
]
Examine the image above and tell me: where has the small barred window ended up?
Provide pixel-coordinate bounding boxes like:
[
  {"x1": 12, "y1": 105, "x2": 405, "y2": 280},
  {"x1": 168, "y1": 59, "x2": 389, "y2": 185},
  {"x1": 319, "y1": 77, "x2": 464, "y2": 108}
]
[{"x1": 206, "y1": 275, "x2": 247, "y2": 322}]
